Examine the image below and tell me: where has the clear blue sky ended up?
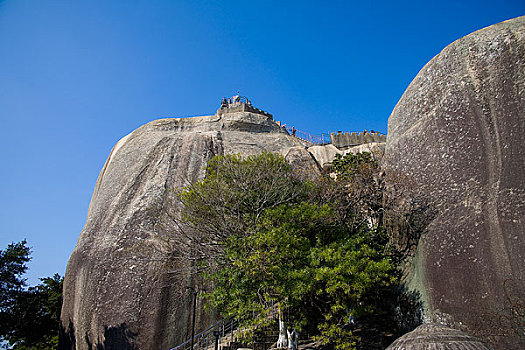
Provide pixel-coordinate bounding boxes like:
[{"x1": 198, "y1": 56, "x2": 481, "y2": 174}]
[{"x1": 1, "y1": 0, "x2": 523, "y2": 285}]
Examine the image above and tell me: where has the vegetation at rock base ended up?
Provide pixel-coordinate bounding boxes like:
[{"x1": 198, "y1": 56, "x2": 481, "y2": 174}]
[
  {"x1": 0, "y1": 240, "x2": 63, "y2": 350},
  {"x1": 178, "y1": 152, "x2": 422, "y2": 350}
]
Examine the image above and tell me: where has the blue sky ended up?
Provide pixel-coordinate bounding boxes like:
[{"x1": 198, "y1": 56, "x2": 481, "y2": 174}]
[{"x1": 1, "y1": 0, "x2": 523, "y2": 285}]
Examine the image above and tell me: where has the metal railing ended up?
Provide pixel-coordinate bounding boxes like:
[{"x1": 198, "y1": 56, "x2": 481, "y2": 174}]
[
  {"x1": 170, "y1": 319, "x2": 238, "y2": 350},
  {"x1": 170, "y1": 303, "x2": 283, "y2": 350},
  {"x1": 283, "y1": 126, "x2": 331, "y2": 146}
]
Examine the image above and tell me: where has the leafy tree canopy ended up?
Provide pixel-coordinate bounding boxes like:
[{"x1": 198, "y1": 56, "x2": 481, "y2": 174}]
[
  {"x1": 0, "y1": 241, "x2": 63, "y2": 350},
  {"x1": 178, "y1": 152, "x2": 309, "y2": 264},
  {"x1": 179, "y1": 152, "x2": 404, "y2": 350},
  {"x1": 0, "y1": 241, "x2": 30, "y2": 310},
  {"x1": 332, "y1": 152, "x2": 377, "y2": 177}
]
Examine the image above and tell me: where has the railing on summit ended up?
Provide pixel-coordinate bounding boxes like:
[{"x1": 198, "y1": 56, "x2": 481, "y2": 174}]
[{"x1": 283, "y1": 126, "x2": 331, "y2": 146}]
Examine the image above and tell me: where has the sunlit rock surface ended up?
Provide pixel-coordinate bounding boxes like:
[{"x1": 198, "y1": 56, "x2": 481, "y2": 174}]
[
  {"x1": 383, "y1": 16, "x2": 525, "y2": 349},
  {"x1": 308, "y1": 142, "x2": 385, "y2": 170},
  {"x1": 60, "y1": 112, "x2": 321, "y2": 349}
]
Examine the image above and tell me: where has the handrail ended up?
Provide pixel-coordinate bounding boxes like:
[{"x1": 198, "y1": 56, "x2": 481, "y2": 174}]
[
  {"x1": 283, "y1": 126, "x2": 331, "y2": 146},
  {"x1": 169, "y1": 319, "x2": 237, "y2": 350},
  {"x1": 170, "y1": 303, "x2": 281, "y2": 350},
  {"x1": 170, "y1": 320, "x2": 222, "y2": 350}
]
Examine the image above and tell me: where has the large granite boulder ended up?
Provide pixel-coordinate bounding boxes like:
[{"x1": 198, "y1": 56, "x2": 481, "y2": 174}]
[
  {"x1": 383, "y1": 17, "x2": 525, "y2": 349},
  {"x1": 60, "y1": 112, "x2": 320, "y2": 349}
]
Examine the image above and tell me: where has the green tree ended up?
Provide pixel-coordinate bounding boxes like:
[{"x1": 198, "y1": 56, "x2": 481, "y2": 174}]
[
  {"x1": 177, "y1": 152, "x2": 309, "y2": 269},
  {"x1": 0, "y1": 241, "x2": 30, "y2": 312},
  {"x1": 0, "y1": 241, "x2": 63, "y2": 349},
  {"x1": 179, "y1": 152, "x2": 399, "y2": 350}
]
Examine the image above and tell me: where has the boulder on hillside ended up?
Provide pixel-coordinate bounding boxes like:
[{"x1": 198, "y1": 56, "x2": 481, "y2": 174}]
[
  {"x1": 60, "y1": 111, "x2": 320, "y2": 350},
  {"x1": 383, "y1": 16, "x2": 525, "y2": 349}
]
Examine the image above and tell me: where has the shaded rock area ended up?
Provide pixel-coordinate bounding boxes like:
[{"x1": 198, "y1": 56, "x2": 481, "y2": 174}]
[
  {"x1": 60, "y1": 112, "x2": 321, "y2": 350},
  {"x1": 383, "y1": 17, "x2": 525, "y2": 349},
  {"x1": 386, "y1": 323, "x2": 493, "y2": 350}
]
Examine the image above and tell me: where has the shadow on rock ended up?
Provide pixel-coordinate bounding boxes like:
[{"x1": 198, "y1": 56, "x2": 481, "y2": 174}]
[
  {"x1": 59, "y1": 320, "x2": 76, "y2": 350},
  {"x1": 352, "y1": 285, "x2": 423, "y2": 350},
  {"x1": 59, "y1": 321, "x2": 138, "y2": 350},
  {"x1": 92, "y1": 323, "x2": 138, "y2": 350}
]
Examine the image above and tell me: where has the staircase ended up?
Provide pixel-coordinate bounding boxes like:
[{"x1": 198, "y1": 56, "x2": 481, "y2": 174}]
[
  {"x1": 169, "y1": 319, "x2": 240, "y2": 350},
  {"x1": 252, "y1": 326, "x2": 280, "y2": 350},
  {"x1": 169, "y1": 303, "x2": 286, "y2": 350},
  {"x1": 169, "y1": 319, "x2": 284, "y2": 350}
]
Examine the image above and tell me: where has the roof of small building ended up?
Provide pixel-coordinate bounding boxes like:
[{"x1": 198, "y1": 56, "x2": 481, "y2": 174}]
[{"x1": 386, "y1": 323, "x2": 493, "y2": 350}]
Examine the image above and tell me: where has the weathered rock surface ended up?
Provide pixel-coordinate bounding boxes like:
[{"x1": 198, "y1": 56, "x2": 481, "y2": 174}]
[
  {"x1": 383, "y1": 17, "x2": 525, "y2": 349},
  {"x1": 60, "y1": 112, "x2": 321, "y2": 349},
  {"x1": 307, "y1": 142, "x2": 385, "y2": 170},
  {"x1": 386, "y1": 323, "x2": 493, "y2": 350}
]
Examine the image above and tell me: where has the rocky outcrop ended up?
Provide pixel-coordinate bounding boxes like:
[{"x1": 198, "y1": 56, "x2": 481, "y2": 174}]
[
  {"x1": 60, "y1": 112, "x2": 320, "y2": 349},
  {"x1": 383, "y1": 17, "x2": 525, "y2": 349},
  {"x1": 386, "y1": 323, "x2": 493, "y2": 350},
  {"x1": 307, "y1": 142, "x2": 385, "y2": 170}
]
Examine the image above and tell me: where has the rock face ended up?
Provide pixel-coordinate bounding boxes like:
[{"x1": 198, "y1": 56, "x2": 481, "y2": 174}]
[
  {"x1": 60, "y1": 112, "x2": 320, "y2": 349},
  {"x1": 386, "y1": 323, "x2": 493, "y2": 350},
  {"x1": 383, "y1": 17, "x2": 525, "y2": 349},
  {"x1": 307, "y1": 142, "x2": 385, "y2": 170}
]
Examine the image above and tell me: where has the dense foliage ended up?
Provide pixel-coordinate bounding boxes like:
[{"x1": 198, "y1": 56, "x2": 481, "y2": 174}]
[
  {"x1": 0, "y1": 241, "x2": 63, "y2": 349},
  {"x1": 0, "y1": 241, "x2": 30, "y2": 313},
  {"x1": 179, "y1": 152, "x2": 405, "y2": 349},
  {"x1": 177, "y1": 153, "x2": 309, "y2": 266}
]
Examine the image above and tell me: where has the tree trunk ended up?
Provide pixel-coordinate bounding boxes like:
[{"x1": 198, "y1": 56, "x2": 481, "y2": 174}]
[
  {"x1": 287, "y1": 329, "x2": 298, "y2": 350},
  {"x1": 277, "y1": 308, "x2": 288, "y2": 349}
]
